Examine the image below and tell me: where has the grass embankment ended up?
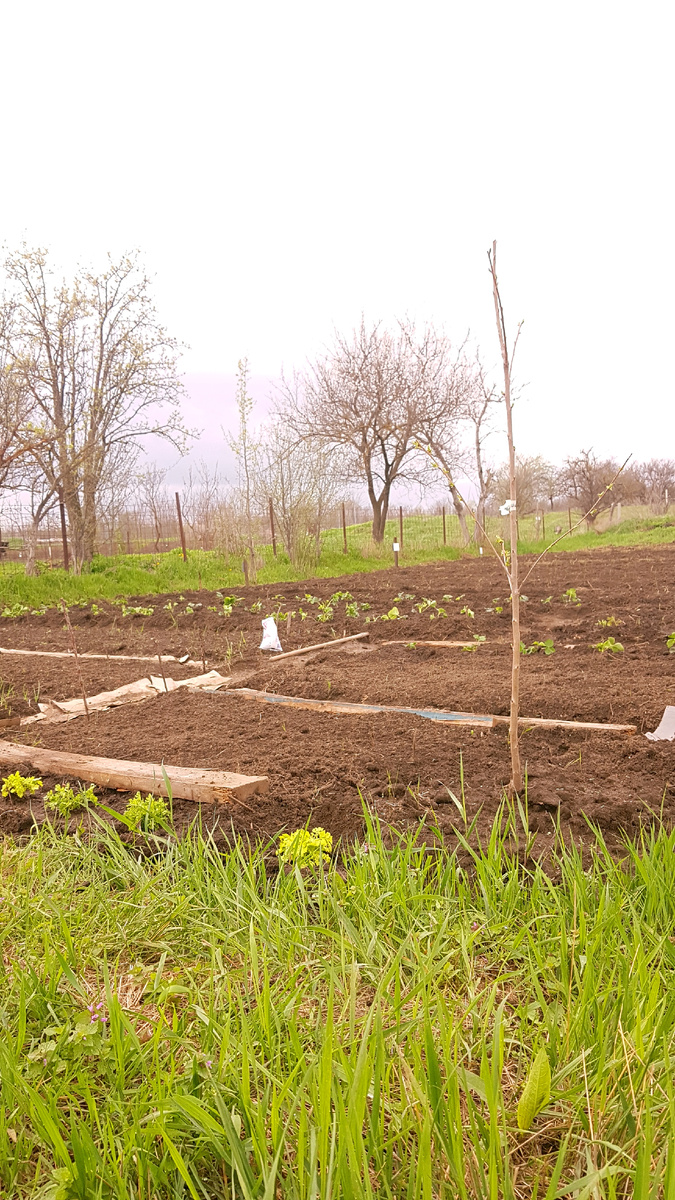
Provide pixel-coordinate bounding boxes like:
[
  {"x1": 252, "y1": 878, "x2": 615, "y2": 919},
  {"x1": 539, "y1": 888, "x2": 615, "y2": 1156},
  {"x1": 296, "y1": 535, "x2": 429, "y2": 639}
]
[
  {"x1": 0, "y1": 515, "x2": 674, "y2": 607},
  {"x1": 2, "y1": 810, "x2": 675, "y2": 1196}
]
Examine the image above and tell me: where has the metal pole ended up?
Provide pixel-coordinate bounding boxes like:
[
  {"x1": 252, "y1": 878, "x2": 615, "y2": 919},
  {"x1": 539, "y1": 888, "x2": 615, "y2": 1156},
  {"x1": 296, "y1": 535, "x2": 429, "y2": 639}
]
[
  {"x1": 58, "y1": 487, "x2": 70, "y2": 571},
  {"x1": 269, "y1": 498, "x2": 277, "y2": 557},
  {"x1": 175, "y1": 492, "x2": 187, "y2": 562}
]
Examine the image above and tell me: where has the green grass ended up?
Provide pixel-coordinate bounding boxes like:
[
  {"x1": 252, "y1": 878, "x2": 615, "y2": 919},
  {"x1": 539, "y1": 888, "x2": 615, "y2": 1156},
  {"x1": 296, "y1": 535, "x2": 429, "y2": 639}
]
[
  {"x1": 2, "y1": 806, "x2": 675, "y2": 1196},
  {"x1": 1, "y1": 512, "x2": 674, "y2": 607}
]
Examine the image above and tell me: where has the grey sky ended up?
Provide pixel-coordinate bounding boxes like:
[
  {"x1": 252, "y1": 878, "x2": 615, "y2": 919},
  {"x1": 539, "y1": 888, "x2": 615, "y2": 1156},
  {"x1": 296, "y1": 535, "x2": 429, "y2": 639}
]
[{"x1": 2, "y1": 0, "x2": 673, "y2": 479}]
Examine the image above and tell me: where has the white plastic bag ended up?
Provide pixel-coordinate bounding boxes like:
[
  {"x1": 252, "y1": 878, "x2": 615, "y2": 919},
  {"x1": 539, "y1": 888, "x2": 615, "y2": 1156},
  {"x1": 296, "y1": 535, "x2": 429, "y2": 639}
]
[{"x1": 259, "y1": 616, "x2": 283, "y2": 652}]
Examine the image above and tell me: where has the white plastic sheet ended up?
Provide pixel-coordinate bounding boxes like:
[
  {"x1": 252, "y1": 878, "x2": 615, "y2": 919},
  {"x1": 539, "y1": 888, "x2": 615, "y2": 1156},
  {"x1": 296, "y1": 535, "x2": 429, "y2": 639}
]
[
  {"x1": 645, "y1": 706, "x2": 675, "y2": 742},
  {"x1": 259, "y1": 617, "x2": 283, "y2": 652}
]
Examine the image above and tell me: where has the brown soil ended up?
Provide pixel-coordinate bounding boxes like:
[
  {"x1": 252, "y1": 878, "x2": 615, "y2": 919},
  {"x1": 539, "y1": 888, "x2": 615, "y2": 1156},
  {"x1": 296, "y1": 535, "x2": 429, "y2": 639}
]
[{"x1": 1, "y1": 545, "x2": 673, "y2": 857}]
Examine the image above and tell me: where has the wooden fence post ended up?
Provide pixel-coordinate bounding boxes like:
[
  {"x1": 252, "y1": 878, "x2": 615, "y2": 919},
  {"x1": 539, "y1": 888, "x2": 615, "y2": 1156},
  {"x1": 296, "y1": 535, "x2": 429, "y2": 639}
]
[
  {"x1": 442, "y1": 506, "x2": 447, "y2": 545},
  {"x1": 175, "y1": 492, "x2": 187, "y2": 562},
  {"x1": 542, "y1": 511, "x2": 546, "y2": 542},
  {"x1": 399, "y1": 506, "x2": 403, "y2": 550},
  {"x1": 269, "y1": 498, "x2": 277, "y2": 557},
  {"x1": 342, "y1": 503, "x2": 348, "y2": 554},
  {"x1": 58, "y1": 487, "x2": 70, "y2": 572},
  {"x1": 568, "y1": 507, "x2": 572, "y2": 533}
]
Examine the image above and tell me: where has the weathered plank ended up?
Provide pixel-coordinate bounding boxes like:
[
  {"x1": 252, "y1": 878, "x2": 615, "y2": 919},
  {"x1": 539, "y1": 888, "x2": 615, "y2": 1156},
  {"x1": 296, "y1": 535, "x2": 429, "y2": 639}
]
[
  {"x1": 225, "y1": 688, "x2": 494, "y2": 727},
  {"x1": 0, "y1": 740, "x2": 268, "y2": 803},
  {"x1": 493, "y1": 714, "x2": 637, "y2": 734},
  {"x1": 265, "y1": 631, "x2": 369, "y2": 662},
  {"x1": 0, "y1": 646, "x2": 201, "y2": 666}
]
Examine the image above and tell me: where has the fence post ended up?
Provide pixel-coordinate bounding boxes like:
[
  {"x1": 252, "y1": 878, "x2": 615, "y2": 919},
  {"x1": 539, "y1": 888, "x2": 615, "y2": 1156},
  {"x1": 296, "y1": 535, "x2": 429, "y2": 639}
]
[
  {"x1": 568, "y1": 506, "x2": 572, "y2": 533},
  {"x1": 542, "y1": 511, "x2": 546, "y2": 542},
  {"x1": 58, "y1": 487, "x2": 70, "y2": 572},
  {"x1": 442, "y1": 506, "x2": 446, "y2": 545},
  {"x1": 342, "y1": 502, "x2": 348, "y2": 554},
  {"x1": 175, "y1": 492, "x2": 187, "y2": 562},
  {"x1": 269, "y1": 498, "x2": 277, "y2": 557},
  {"x1": 242, "y1": 557, "x2": 250, "y2": 585},
  {"x1": 399, "y1": 506, "x2": 403, "y2": 550}
]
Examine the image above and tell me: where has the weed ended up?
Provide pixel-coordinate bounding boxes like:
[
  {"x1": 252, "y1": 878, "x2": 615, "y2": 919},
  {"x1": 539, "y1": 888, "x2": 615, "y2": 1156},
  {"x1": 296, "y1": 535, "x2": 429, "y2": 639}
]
[
  {"x1": 44, "y1": 783, "x2": 98, "y2": 817},
  {"x1": 593, "y1": 636, "x2": 624, "y2": 653},
  {"x1": 561, "y1": 587, "x2": 581, "y2": 606},
  {"x1": 380, "y1": 606, "x2": 405, "y2": 621},
  {"x1": 124, "y1": 792, "x2": 170, "y2": 831},
  {"x1": 1, "y1": 771, "x2": 42, "y2": 799},
  {"x1": 460, "y1": 605, "x2": 475, "y2": 618},
  {"x1": 277, "y1": 826, "x2": 333, "y2": 867},
  {"x1": 121, "y1": 603, "x2": 154, "y2": 617},
  {"x1": 668, "y1": 632, "x2": 675, "y2": 653},
  {"x1": 541, "y1": 595, "x2": 553, "y2": 604},
  {"x1": 597, "y1": 615, "x2": 622, "y2": 627},
  {"x1": 345, "y1": 602, "x2": 360, "y2": 618}
]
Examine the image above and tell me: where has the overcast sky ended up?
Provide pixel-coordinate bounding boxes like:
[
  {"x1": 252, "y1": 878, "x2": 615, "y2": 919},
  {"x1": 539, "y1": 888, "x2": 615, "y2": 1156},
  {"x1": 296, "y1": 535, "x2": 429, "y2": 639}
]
[{"x1": 1, "y1": 0, "x2": 673, "y2": 485}]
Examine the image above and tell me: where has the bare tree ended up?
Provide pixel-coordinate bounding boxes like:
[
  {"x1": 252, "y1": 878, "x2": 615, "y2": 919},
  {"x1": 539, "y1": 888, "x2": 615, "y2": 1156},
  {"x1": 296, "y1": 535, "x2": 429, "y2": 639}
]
[
  {"x1": 227, "y1": 359, "x2": 260, "y2": 574},
  {"x1": 284, "y1": 318, "x2": 453, "y2": 543},
  {"x1": 136, "y1": 463, "x2": 169, "y2": 552},
  {"x1": 256, "y1": 417, "x2": 342, "y2": 568},
  {"x1": 413, "y1": 340, "x2": 478, "y2": 544},
  {"x1": 491, "y1": 455, "x2": 555, "y2": 517},
  {"x1": 560, "y1": 450, "x2": 639, "y2": 525},
  {"x1": 634, "y1": 458, "x2": 675, "y2": 513},
  {"x1": 2, "y1": 247, "x2": 190, "y2": 571},
  {"x1": 0, "y1": 300, "x2": 48, "y2": 489},
  {"x1": 463, "y1": 369, "x2": 500, "y2": 543}
]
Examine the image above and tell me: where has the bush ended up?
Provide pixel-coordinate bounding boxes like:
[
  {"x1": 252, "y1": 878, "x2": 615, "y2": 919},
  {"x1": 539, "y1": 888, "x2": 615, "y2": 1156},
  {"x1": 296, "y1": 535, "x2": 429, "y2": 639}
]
[
  {"x1": 277, "y1": 826, "x2": 333, "y2": 868},
  {"x1": 44, "y1": 783, "x2": 98, "y2": 817},
  {"x1": 124, "y1": 792, "x2": 170, "y2": 832},
  {"x1": 1, "y1": 772, "x2": 42, "y2": 799}
]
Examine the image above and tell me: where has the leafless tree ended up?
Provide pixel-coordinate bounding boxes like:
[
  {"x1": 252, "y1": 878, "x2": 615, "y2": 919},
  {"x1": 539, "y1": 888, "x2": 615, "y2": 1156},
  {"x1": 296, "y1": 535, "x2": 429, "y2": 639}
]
[
  {"x1": 227, "y1": 359, "x2": 260, "y2": 574},
  {"x1": 560, "y1": 450, "x2": 639, "y2": 525},
  {"x1": 462, "y1": 368, "x2": 501, "y2": 543},
  {"x1": 256, "y1": 417, "x2": 342, "y2": 568},
  {"x1": 136, "y1": 462, "x2": 169, "y2": 552},
  {"x1": 0, "y1": 300, "x2": 48, "y2": 489},
  {"x1": 283, "y1": 318, "x2": 456, "y2": 543},
  {"x1": 634, "y1": 458, "x2": 675, "y2": 513},
  {"x1": 1, "y1": 247, "x2": 190, "y2": 571},
  {"x1": 491, "y1": 455, "x2": 555, "y2": 517}
]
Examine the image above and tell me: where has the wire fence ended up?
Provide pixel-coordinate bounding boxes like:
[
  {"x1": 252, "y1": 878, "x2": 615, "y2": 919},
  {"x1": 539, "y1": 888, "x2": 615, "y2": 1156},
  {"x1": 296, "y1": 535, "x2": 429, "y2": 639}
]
[{"x1": 0, "y1": 494, "x2": 638, "y2": 571}]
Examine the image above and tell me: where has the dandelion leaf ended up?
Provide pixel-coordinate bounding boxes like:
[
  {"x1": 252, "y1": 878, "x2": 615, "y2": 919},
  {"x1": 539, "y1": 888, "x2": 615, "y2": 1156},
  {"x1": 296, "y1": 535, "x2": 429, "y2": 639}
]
[{"x1": 516, "y1": 1046, "x2": 551, "y2": 1131}]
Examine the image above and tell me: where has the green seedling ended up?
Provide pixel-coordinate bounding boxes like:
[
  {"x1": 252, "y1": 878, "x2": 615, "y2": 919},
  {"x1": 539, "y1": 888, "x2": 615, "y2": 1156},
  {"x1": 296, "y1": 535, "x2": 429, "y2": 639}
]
[
  {"x1": 517, "y1": 1046, "x2": 551, "y2": 1131},
  {"x1": 593, "y1": 636, "x2": 624, "y2": 653},
  {"x1": 460, "y1": 606, "x2": 475, "y2": 619},
  {"x1": 317, "y1": 601, "x2": 334, "y2": 623},
  {"x1": 394, "y1": 592, "x2": 415, "y2": 602},
  {"x1": 121, "y1": 604, "x2": 154, "y2": 617},
  {"x1": 521, "y1": 639, "x2": 556, "y2": 656},
  {"x1": 44, "y1": 783, "x2": 98, "y2": 817},
  {"x1": 461, "y1": 644, "x2": 478, "y2": 653},
  {"x1": 380, "y1": 606, "x2": 405, "y2": 621},
  {"x1": 1, "y1": 603, "x2": 31, "y2": 619},
  {"x1": 303, "y1": 594, "x2": 320, "y2": 605},
  {"x1": 277, "y1": 826, "x2": 333, "y2": 868},
  {"x1": 562, "y1": 588, "x2": 581, "y2": 606},
  {"x1": 404, "y1": 641, "x2": 417, "y2": 649},
  {"x1": 329, "y1": 591, "x2": 353, "y2": 603},
  {"x1": 541, "y1": 596, "x2": 553, "y2": 605},
  {"x1": 2, "y1": 772, "x2": 42, "y2": 799},
  {"x1": 473, "y1": 634, "x2": 486, "y2": 642},
  {"x1": 668, "y1": 632, "x2": 675, "y2": 653},
  {"x1": 597, "y1": 615, "x2": 622, "y2": 627},
  {"x1": 124, "y1": 792, "x2": 170, "y2": 832},
  {"x1": 345, "y1": 602, "x2": 360, "y2": 618},
  {"x1": 249, "y1": 600, "x2": 262, "y2": 613}
]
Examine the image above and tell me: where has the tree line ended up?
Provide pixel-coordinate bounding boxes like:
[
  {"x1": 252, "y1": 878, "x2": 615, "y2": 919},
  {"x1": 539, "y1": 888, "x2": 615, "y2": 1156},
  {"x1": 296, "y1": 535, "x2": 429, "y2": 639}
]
[{"x1": 1, "y1": 247, "x2": 672, "y2": 575}]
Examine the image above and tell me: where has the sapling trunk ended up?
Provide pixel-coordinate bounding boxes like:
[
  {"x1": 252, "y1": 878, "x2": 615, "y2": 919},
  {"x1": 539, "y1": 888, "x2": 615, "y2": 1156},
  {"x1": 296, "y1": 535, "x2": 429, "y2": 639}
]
[{"x1": 490, "y1": 241, "x2": 523, "y2": 794}]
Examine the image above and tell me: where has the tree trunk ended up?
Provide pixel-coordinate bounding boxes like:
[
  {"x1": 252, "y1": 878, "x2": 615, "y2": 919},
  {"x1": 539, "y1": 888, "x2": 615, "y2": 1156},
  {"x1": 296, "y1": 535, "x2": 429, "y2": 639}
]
[
  {"x1": 448, "y1": 483, "x2": 470, "y2": 544},
  {"x1": 23, "y1": 517, "x2": 40, "y2": 576},
  {"x1": 370, "y1": 488, "x2": 391, "y2": 543}
]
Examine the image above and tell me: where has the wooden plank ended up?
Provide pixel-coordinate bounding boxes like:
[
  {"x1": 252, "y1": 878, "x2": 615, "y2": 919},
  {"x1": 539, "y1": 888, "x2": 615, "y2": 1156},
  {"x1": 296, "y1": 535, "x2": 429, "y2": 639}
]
[
  {"x1": 0, "y1": 647, "x2": 201, "y2": 666},
  {"x1": 225, "y1": 687, "x2": 494, "y2": 727},
  {"x1": 382, "y1": 640, "x2": 487, "y2": 648},
  {"x1": 0, "y1": 740, "x2": 268, "y2": 803},
  {"x1": 266, "y1": 631, "x2": 369, "y2": 662},
  {"x1": 492, "y1": 714, "x2": 636, "y2": 734}
]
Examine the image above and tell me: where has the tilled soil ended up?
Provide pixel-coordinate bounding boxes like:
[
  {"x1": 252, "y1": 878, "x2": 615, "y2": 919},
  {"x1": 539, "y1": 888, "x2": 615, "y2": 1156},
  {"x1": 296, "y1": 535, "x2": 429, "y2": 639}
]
[{"x1": 1, "y1": 544, "x2": 673, "y2": 856}]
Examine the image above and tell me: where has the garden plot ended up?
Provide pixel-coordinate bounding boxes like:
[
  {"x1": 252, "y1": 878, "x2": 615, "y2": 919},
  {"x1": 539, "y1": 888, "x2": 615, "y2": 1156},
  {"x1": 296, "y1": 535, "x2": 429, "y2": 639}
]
[{"x1": 0, "y1": 544, "x2": 673, "y2": 854}]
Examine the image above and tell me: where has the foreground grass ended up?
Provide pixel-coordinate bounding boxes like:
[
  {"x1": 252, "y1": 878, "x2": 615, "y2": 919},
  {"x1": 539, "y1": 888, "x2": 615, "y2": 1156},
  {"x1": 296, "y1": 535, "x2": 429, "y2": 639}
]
[{"x1": 1, "y1": 810, "x2": 675, "y2": 1197}]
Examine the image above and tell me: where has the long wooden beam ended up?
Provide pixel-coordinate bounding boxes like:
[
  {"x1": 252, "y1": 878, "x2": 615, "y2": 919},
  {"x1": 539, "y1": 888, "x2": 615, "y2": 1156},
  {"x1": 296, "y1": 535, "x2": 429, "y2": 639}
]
[
  {"x1": 225, "y1": 687, "x2": 494, "y2": 727},
  {"x1": 382, "y1": 640, "x2": 488, "y2": 648},
  {"x1": 493, "y1": 714, "x2": 636, "y2": 734},
  {"x1": 0, "y1": 740, "x2": 268, "y2": 803},
  {"x1": 265, "y1": 631, "x2": 369, "y2": 662}
]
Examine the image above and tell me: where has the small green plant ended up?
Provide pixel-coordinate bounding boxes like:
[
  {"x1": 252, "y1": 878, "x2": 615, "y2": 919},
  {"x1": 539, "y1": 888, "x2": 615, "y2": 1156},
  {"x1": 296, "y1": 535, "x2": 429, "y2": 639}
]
[
  {"x1": 561, "y1": 588, "x2": 581, "y2": 606},
  {"x1": 521, "y1": 639, "x2": 555, "y2": 656},
  {"x1": 249, "y1": 600, "x2": 263, "y2": 613},
  {"x1": 345, "y1": 602, "x2": 360, "y2": 618},
  {"x1": 1, "y1": 772, "x2": 42, "y2": 799},
  {"x1": 121, "y1": 604, "x2": 154, "y2": 617},
  {"x1": 394, "y1": 592, "x2": 415, "y2": 602},
  {"x1": 1, "y1": 603, "x2": 31, "y2": 619},
  {"x1": 124, "y1": 792, "x2": 170, "y2": 831},
  {"x1": 460, "y1": 605, "x2": 475, "y2": 619},
  {"x1": 540, "y1": 595, "x2": 552, "y2": 605},
  {"x1": 667, "y1": 632, "x2": 675, "y2": 653},
  {"x1": 593, "y1": 636, "x2": 624, "y2": 653},
  {"x1": 303, "y1": 594, "x2": 320, "y2": 605},
  {"x1": 277, "y1": 826, "x2": 333, "y2": 868},
  {"x1": 44, "y1": 783, "x2": 98, "y2": 817},
  {"x1": 316, "y1": 600, "x2": 334, "y2": 623},
  {"x1": 380, "y1": 606, "x2": 405, "y2": 621},
  {"x1": 597, "y1": 615, "x2": 622, "y2": 627},
  {"x1": 517, "y1": 1046, "x2": 551, "y2": 1131},
  {"x1": 329, "y1": 591, "x2": 353, "y2": 603}
]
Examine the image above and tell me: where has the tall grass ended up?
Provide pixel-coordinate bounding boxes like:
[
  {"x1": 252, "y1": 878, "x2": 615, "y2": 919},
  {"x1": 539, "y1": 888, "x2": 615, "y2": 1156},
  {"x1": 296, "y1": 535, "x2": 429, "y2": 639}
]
[{"x1": 1, "y1": 808, "x2": 675, "y2": 1196}]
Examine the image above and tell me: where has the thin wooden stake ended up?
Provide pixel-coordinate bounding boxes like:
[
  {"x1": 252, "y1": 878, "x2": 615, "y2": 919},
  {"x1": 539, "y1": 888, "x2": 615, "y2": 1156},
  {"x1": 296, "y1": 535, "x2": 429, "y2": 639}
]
[
  {"x1": 399, "y1": 505, "x2": 404, "y2": 549},
  {"x1": 442, "y1": 506, "x2": 447, "y2": 545},
  {"x1": 342, "y1": 502, "x2": 348, "y2": 554},
  {"x1": 242, "y1": 557, "x2": 250, "y2": 585},
  {"x1": 175, "y1": 492, "x2": 187, "y2": 562}
]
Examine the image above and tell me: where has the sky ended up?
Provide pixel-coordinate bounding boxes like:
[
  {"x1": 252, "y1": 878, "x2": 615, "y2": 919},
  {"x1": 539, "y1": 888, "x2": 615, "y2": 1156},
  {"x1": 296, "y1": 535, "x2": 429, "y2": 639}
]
[{"x1": 1, "y1": 0, "x2": 673, "y2": 491}]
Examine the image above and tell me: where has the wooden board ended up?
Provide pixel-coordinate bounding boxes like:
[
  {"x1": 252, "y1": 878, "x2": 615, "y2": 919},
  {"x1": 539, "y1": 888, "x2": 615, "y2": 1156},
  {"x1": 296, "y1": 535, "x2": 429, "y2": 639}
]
[
  {"x1": 265, "y1": 631, "x2": 369, "y2": 662},
  {"x1": 493, "y1": 714, "x2": 636, "y2": 734},
  {"x1": 225, "y1": 687, "x2": 495, "y2": 727},
  {"x1": 0, "y1": 740, "x2": 268, "y2": 804},
  {"x1": 382, "y1": 640, "x2": 488, "y2": 648},
  {"x1": 0, "y1": 646, "x2": 201, "y2": 666}
]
